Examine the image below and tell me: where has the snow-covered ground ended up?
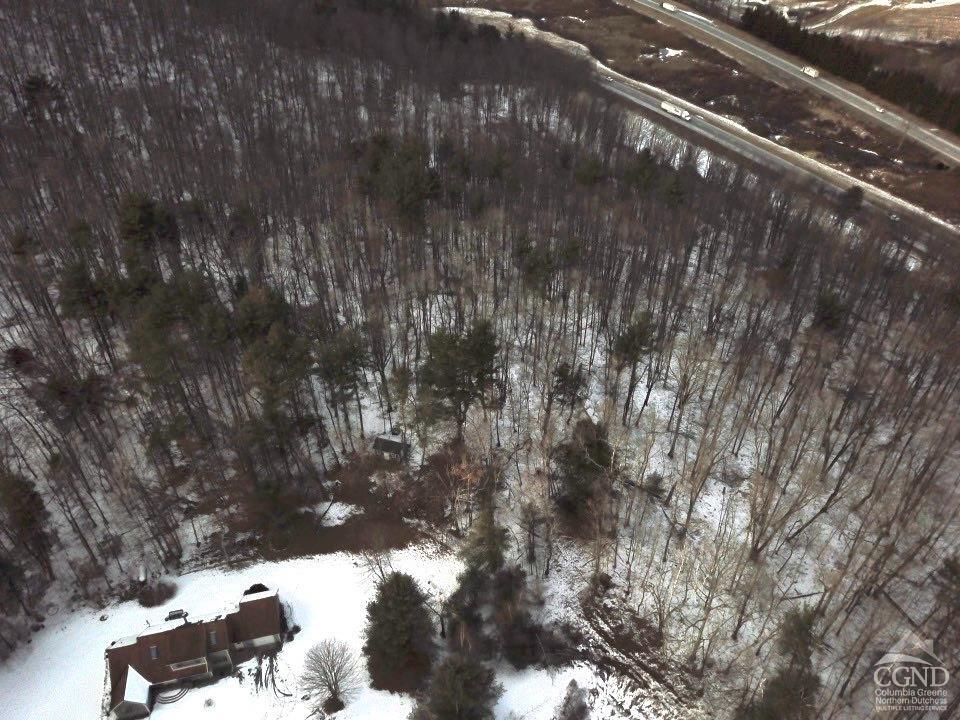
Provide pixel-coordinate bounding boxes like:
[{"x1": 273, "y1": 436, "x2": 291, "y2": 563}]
[
  {"x1": 318, "y1": 501, "x2": 363, "y2": 526},
  {"x1": 733, "y1": 0, "x2": 960, "y2": 40},
  {"x1": 0, "y1": 545, "x2": 599, "y2": 720},
  {"x1": 807, "y1": 0, "x2": 893, "y2": 29}
]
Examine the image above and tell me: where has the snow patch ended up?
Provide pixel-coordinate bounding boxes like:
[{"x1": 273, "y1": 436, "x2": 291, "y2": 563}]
[
  {"x1": 0, "y1": 548, "x2": 461, "y2": 720},
  {"x1": 807, "y1": 0, "x2": 893, "y2": 29},
  {"x1": 659, "y1": 47, "x2": 685, "y2": 59},
  {"x1": 901, "y1": 0, "x2": 960, "y2": 8},
  {"x1": 319, "y1": 501, "x2": 362, "y2": 526}
]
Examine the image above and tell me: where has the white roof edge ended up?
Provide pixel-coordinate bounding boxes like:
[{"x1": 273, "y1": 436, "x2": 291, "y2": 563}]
[
  {"x1": 124, "y1": 666, "x2": 152, "y2": 704},
  {"x1": 109, "y1": 589, "x2": 279, "y2": 646},
  {"x1": 110, "y1": 635, "x2": 138, "y2": 649},
  {"x1": 192, "y1": 604, "x2": 239, "y2": 623},
  {"x1": 139, "y1": 618, "x2": 188, "y2": 637}
]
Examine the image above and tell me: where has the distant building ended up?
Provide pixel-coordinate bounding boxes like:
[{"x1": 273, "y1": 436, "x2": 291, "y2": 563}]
[
  {"x1": 373, "y1": 432, "x2": 410, "y2": 461},
  {"x1": 105, "y1": 586, "x2": 285, "y2": 720}
]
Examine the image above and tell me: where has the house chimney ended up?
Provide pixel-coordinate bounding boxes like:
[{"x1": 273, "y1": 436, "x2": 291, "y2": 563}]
[{"x1": 165, "y1": 609, "x2": 189, "y2": 623}]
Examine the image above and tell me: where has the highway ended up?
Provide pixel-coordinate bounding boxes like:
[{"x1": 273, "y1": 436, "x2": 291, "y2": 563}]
[
  {"x1": 598, "y1": 72, "x2": 957, "y2": 234},
  {"x1": 619, "y1": 0, "x2": 960, "y2": 167},
  {"x1": 602, "y1": 78, "x2": 817, "y2": 180},
  {"x1": 446, "y1": 5, "x2": 958, "y2": 233}
]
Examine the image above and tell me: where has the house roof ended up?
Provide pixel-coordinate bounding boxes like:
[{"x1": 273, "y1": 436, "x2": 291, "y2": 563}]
[
  {"x1": 109, "y1": 589, "x2": 277, "y2": 649},
  {"x1": 109, "y1": 635, "x2": 139, "y2": 649},
  {"x1": 140, "y1": 618, "x2": 188, "y2": 637},
  {"x1": 106, "y1": 587, "x2": 284, "y2": 711},
  {"x1": 192, "y1": 604, "x2": 239, "y2": 624}
]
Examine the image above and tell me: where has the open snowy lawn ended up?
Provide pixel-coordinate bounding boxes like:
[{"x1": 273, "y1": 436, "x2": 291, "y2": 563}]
[{"x1": 0, "y1": 545, "x2": 593, "y2": 720}]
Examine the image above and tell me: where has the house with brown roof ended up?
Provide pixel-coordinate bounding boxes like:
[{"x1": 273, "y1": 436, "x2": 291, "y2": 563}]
[{"x1": 104, "y1": 585, "x2": 285, "y2": 720}]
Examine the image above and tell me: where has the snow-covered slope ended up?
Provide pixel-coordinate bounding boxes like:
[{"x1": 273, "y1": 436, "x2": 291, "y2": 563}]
[{"x1": 0, "y1": 545, "x2": 606, "y2": 720}]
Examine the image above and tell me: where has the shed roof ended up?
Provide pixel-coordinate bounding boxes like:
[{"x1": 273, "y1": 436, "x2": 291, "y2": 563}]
[{"x1": 373, "y1": 434, "x2": 409, "y2": 453}]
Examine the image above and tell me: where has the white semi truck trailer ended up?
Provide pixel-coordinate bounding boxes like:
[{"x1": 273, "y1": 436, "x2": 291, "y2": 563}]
[{"x1": 660, "y1": 100, "x2": 692, "y2": 121}]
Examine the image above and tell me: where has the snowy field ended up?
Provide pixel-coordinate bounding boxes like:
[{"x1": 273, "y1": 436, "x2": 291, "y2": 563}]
[{"x1": 0, "y1": 545, "x2": 597, "y2": 720}]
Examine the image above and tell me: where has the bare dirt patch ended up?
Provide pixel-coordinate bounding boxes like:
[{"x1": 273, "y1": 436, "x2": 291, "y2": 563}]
[
  {"x1": 257, "y1": 510, "x2": 420, "y2": 561},
  {"x1": 860, "y1": 38, "x2": 960, "y2": 92},
  {"x1": 790, "y1": 0, "x2": 960, "y2": 44},
  {"x1": 576, "y1": 587, "x2": 704, "y2": 711},
  {"x1": 197, "y1": 454, "x2": 425, "y2": 564}
]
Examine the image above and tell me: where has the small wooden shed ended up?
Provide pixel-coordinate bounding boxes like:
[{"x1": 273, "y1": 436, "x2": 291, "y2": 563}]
[{"x1": 372, "y1": 432, "x2": 411, "y2": 461}]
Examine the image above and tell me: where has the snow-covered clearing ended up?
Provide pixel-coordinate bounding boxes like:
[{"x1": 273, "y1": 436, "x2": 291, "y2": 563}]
[
  {"x1": 900, "y1": 0, "x2": 960, "y2": 7},
  {"x1": 0, "y1": 545, "x2": 608, "y2": 720},
  {"x1": 807, "y1": 0, "x2": 893, "y2": 28}
]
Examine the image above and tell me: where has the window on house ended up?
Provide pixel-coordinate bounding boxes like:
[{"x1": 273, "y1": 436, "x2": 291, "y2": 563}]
[
  {"x1": 208, "y1": 630, "x2": 217, "y2": 646},
  {"x1": 169, "y1": 657, "x2": 207, "y2": 672},
  {"x1": 149, "y1": 645, "x2": 159, "y2": 660}
]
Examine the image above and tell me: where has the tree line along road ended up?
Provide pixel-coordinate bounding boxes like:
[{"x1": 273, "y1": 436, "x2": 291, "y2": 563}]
[{"x1": 616, "y1": 0, "x2": 960, "y2": 167}]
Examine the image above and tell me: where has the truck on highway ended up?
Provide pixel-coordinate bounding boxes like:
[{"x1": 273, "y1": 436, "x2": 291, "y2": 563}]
[
  {"x1": 662, "y1": 2, "x2": 677, "y2": 10},
  {"x1": 802, "y1": 66, "x2": 820, "y2": 78},
  {"x1": 660, "y1": 100, "x2": 692, "y2": 121}
]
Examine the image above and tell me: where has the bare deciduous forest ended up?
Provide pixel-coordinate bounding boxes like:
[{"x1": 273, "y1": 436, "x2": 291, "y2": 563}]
[{"x1": 1, "y1": 0, "x2": 958, "y2": 718}]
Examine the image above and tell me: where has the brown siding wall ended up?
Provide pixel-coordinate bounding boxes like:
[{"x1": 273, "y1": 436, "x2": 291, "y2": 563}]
[
  {"x1": 205, "y1": 618, "x2": 229, "y2": 653},
  {"x1": 107, "y1": 623, "x2": 208, "y2": 705},
  {"x1": 107, "y1": 644, "x2": 138, "y2": 706},
  {"x1": 229, "y1": 595, "x2": 282, "y2": 643}
]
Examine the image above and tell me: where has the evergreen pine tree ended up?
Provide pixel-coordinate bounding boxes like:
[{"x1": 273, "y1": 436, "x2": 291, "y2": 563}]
[
  {"x1": 0, "y1": 471, "x2": 54, "y2": 579},
  {"x1": 423, "y1": 653, "x2": 502, "y2": 720},
  {"x1": 553, "y1": 420, "x2": 613, "y2": 518},
  {"x1": 418, "y1": 320, "x2": 498, "y2": 433},
  {"x1": 363, "y1": 572, "x2": 434, "y2": 691},
  {"x1": 738, "y1": 606, "x2": 821, "y2": 720}
]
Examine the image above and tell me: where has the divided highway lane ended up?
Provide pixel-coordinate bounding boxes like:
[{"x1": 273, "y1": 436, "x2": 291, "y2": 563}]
[
  {"x1": 619, "y1": 0, "x2": 960, "y2": 167},
  {"x1": 604, "y1": 80, "x2": 794, "y2": 173},
  {"x1": 602, "y1": 77, "x2": 836, "y2": 184},
  {"x1": 599, "y1": 74, "x2": 958, "y2": 234}
]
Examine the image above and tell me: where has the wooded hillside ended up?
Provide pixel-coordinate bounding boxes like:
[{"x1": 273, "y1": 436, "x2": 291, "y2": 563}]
[{"x1": 1, "y1": 1, "x2": 959, "y2": 717}]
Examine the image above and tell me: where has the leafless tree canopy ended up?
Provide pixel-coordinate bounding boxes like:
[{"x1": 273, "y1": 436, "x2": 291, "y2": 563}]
[
  {"x1": 300, "y1": 639, "x2": 361, "y2": 707},
  {"x1": 0, "y1": 0, "x2": 958, "y2": 715}
]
